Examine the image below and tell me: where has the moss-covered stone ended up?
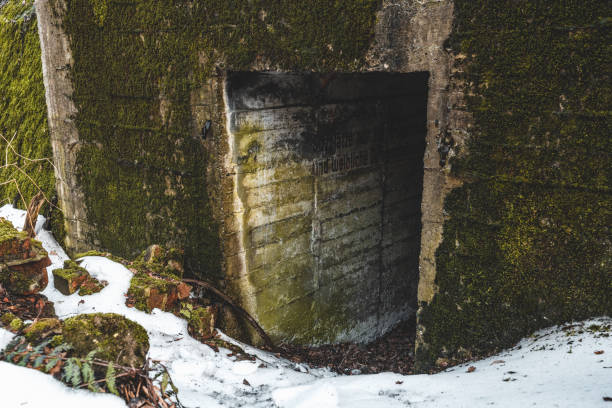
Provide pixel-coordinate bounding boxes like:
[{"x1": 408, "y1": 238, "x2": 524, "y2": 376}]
[
  {"x1": 416, "y1": 0, "x2": 612, "y2": 370},
  {"x1": 63, "y1": 313, "x2": 149, "y2": 368},
  {"x1": 182, "y1": 304, "x2": 217, "y2": 341},
  {"x1": 0, "y1": 1, "x2": 62, "y2": 243},
  {"x1": 0, "y1": 218, "x2": 35, "y2": 262},
  {"x1": 127, "y1": 272, "x2": 190, "y2": 313},
  {"x1": 0, "y1": 218, "x2": 51, "y2": 295},
  {"x1": 125, "y1": 244, "x2": 191, "y2": 312},
  {"x1": 52, "y1": 259, "x2": 106, "y2": 296}
]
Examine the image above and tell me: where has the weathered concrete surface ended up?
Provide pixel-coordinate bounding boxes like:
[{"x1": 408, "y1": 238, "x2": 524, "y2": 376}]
[
  {"x1": 224, "y1": 72, "x2": 428, "y2": 344},
  {"x1": 35, "y1": 0, "x2": 458, "y2": 346},
  {"x1": 35, "y1": 0, "x2": 93, "y2": 254}
]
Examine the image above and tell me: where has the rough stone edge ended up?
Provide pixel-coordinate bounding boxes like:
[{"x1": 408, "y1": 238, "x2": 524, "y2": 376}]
[{"x1": 364, "y1": 0, "x2": 462, "y2": 370}]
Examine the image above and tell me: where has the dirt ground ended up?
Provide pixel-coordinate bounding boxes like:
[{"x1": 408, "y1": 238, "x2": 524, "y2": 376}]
[{"x1": 278, "y1": 318, "x2": 416, "y2": 375}]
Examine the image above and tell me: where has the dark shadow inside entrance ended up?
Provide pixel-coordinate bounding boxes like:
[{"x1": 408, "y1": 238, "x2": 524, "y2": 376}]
[{"x1": 226, "y1": 71, "x2": 428, "y2": 344}]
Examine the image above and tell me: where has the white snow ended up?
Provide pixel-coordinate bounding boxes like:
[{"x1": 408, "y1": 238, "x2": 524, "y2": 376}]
[
  {"x1": 0, "y1": 204, "x2": 610, "y2": 408},
  {"x1": 273, "y1": 319, "x2": 612, "y2": 408}
]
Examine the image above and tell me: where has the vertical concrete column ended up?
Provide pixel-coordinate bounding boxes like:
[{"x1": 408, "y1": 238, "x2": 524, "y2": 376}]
[
  {"x1": 367, "y1": 0, "x2": 458, "y2": 367},
  {"x1": 35, "y1": 0, "x2": 94, "y2": 253}
]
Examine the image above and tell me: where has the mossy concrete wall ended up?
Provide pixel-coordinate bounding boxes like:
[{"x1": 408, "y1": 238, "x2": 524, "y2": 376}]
[
  {"x1": 26, "y1": 0, "x2": 610, "y2": 365},
  {"x1": 415, "y1": 0, "x2": 612, "y2": 371},
  {"x1": 0, "y1": 0, "x2": 62, "y2": 238}
]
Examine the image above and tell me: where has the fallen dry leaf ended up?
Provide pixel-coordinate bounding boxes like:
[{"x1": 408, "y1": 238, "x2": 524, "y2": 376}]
[
  {"x1": 594, "y1": 350, "x2": 604, "y2": 355},
  {"x1": 467, "y1": 366, "x2": 476, "y2": 373}
]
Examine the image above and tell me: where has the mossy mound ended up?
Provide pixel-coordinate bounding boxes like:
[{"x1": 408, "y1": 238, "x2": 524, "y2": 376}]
[
  {"x1": 52, "y1": 260, "x2": 107, "y2": 296},
  {"x1": 63, "y1": 313, "x2": 149, "y2": 368}
]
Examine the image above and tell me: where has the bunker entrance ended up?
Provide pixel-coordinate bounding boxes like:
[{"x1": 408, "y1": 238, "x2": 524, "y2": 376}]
[{"x1": 225, "y1": 71, "x2": 429, "y2": 344}]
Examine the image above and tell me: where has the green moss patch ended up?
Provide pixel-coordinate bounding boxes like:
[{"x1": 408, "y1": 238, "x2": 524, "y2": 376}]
[
  {"x1": 1, "y1": 312, "x2": 23, "y2": 332},
  {"x1": 23, "y1": 318, "x2": 62, "y2": 343}
]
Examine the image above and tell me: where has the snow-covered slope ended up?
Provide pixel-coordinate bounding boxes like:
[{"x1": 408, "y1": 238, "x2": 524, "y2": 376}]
[{"x1": 0, "y1": 205, "x2": 610, "y2": 407}]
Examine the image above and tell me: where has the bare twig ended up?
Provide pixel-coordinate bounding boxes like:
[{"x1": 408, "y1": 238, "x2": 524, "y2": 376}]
[
  {"x1": 23, "y1": 191, "x2": 45, "y2": 237},
  {"x1": 0, "y1": 132, "x2": 65, "y2": 233}
]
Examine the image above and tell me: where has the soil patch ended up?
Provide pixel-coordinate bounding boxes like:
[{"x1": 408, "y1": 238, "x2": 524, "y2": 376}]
[
  {"x1": 0, "y1": 283, "x2": 56, "y2": 321},
  {"x1": 279, "y1": 318, "x2": 416, "y2": 375}
]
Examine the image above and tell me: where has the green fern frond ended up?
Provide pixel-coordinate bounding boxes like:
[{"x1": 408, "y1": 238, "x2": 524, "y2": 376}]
[
  {"x1": 105, "y1": 362, "x2": 119, "y2": 396},
  {"x1": 44, "y1": 357, "x2": 59, "y2": 372},
  {"x1": 33, "y1": 354, "x2": 45, "y2": 368},
  {"x1": 63, "y1": 357, "x2": 82, "y2": 387}
]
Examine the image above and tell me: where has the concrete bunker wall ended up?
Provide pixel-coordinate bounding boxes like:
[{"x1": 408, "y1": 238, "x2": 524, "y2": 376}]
[
  {"x1": 28, "y1": 0, "x2": 608, "y2": 373},
  {"x1": 224, "y1": 72, "x2": 429, "y2": 344},
  {"x1": 34, "y1": 0, "x2": 457, "y2": 356}
]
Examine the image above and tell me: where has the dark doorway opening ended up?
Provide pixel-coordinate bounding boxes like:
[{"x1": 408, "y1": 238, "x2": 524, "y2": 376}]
[{"x1": 225, "y1": 71, "x2": 429, "y2": 344}]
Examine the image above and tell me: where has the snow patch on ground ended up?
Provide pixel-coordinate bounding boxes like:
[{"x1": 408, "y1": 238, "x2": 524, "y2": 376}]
[
  {"x1": 273, "y1": 317, "x2": 612, "y2": 408},
  {"x1": 0, "y1": 204, "x2": 610, "y2": 407}
]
